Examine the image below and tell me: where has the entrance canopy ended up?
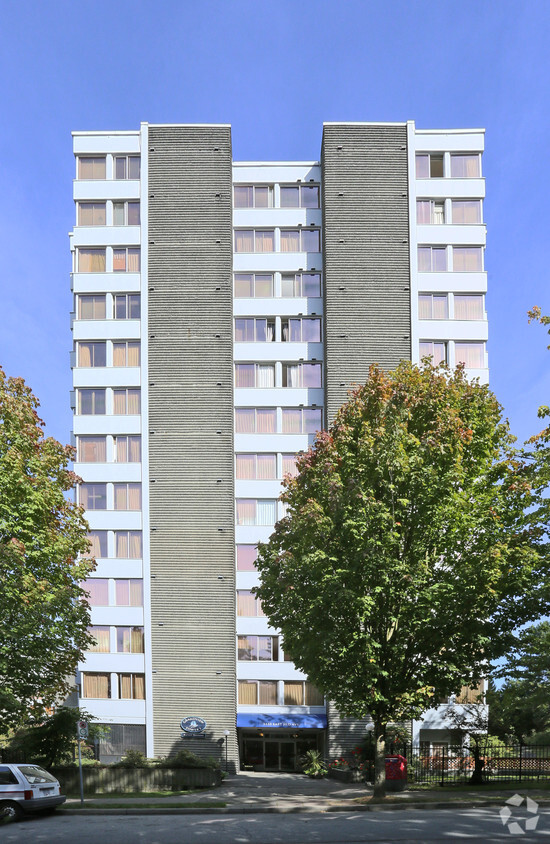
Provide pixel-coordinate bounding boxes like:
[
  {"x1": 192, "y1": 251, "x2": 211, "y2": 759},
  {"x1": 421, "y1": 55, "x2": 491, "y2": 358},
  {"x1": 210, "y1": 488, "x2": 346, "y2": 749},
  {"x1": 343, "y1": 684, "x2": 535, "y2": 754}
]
[{"x1": 237, "y1": 713, "x2": 327, "y2": 729}]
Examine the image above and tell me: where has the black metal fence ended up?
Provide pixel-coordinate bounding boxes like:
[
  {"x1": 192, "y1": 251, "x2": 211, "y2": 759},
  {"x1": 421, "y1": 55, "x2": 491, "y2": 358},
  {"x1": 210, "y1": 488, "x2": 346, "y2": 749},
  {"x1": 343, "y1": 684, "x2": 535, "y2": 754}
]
[{"x1": 390, "y1": 743, "x2": 550, "y2": 786}]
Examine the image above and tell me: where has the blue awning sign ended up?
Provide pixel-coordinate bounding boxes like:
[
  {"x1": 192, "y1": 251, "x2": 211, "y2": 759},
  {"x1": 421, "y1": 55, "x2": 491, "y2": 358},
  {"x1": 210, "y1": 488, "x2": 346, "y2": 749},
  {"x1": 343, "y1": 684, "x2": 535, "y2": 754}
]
[{"x1": 236, "y1": 713, "x2": 327, "y2": 729}]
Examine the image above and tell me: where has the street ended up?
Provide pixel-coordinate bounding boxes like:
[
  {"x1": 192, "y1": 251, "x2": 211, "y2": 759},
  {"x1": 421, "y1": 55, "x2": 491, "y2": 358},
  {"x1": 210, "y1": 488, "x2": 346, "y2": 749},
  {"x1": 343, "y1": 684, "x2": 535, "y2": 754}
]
[{"x1": 3, "y1": 808, "x2": 550, "y2": 843}]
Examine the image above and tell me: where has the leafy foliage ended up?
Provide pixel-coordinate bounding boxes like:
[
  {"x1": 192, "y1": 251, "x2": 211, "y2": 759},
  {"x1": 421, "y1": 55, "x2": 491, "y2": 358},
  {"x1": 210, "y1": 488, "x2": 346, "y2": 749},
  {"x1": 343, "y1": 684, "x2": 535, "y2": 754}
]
[
  {"x1": 0, "y1": 368, "x2": 94, "y2": 734},
  {"x1": 112, "y1": 749, "x2": 151, "y2": 768},
  {"x1": 300, "y1": 749, "x2": 327, "y2": 778},
  {"x1": 255, "y1": 361, "x2": 550, "y2": 793},
  {"x1": 3, "y1": 707, "x2": 102, "y2": 768}
]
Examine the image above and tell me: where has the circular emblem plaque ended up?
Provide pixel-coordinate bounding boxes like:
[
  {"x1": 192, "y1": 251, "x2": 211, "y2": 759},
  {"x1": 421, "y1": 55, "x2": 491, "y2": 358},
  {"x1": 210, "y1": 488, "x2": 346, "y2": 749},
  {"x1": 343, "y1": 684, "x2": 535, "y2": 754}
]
[{"x1": 180, "y1": 716, "x2": 207, "y2": 734}]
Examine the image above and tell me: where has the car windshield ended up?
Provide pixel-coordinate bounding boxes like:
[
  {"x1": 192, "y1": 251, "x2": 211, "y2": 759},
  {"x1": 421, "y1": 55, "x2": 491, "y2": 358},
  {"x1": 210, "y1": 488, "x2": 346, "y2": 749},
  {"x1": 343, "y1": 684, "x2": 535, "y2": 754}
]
[{"x1": 17, "y1": 765, "x2": 57, "y2": 784}]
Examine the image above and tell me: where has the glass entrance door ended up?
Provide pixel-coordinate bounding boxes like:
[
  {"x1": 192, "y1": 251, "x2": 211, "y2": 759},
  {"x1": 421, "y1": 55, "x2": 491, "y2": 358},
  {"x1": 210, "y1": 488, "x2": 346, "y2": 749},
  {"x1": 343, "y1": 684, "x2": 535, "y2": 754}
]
[
  {"x1": 264, "y1": 741, "x2": 279, "y2": 770},
  {"x1": 280, "y1": 741, "x2": 295, "y2": 771}
]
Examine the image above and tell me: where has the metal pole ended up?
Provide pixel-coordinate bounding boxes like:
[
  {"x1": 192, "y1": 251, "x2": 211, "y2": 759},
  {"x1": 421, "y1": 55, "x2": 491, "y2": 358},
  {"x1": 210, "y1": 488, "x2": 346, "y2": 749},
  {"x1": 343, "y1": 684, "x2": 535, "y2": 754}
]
[
  {"x1": 223, "y1": 729, "x2": 230, "y2": 773},
  {"x1": 519, "y1": 740, "x2": 523, "y2": 784},
  {"x1": 77, "y1": 734, "x2": 84, "y2": 805}
]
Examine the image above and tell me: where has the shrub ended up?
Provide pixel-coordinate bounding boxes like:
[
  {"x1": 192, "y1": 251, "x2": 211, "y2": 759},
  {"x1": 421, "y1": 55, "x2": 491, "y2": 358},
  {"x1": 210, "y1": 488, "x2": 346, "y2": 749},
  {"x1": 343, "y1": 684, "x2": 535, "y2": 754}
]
[
  {"x1": 112, "y1": 749, "x2": 150, "y2": 768},
  {"x1": 156, "y1": 749, "x2": 219, "y2": 769}
]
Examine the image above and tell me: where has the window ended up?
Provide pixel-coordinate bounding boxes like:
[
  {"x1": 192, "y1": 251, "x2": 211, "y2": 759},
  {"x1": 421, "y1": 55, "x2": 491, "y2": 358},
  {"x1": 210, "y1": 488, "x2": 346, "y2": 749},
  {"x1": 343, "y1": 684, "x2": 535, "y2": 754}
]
[
  {"x1": 82, "y1": 531, "x2": 107, "y2": 559},
  {"x1": 114, "y1": 293, "x2": 141, "y2": 319},
  {"x1": 78, "y1": 202, "x2": 106, "y2": 226},
  {"x1": 79, "y1": 483, "x2": 107, "y2": 510},
  {"x1": 113, "y1": 388, "x2": 141, "y2": 415},
  {"x1": 82, "y1": 579, "x2": 109, "y2": 606},
  {"x1": 417, "y1": 246, "x2": 447, "y2": 272},
  {"x1": 114, "y1": 483, "x2": 141, "y2": 511},
  {"x1": 88, "y1": 626, "x2": 110, "y2": 653},
  {"x1": 113, "y1": 341, "x2": 140, "y2": 367},
  {"x1": 282, "y1": 454, "x2": 298, "y2": 477},
  {"x1": 236, "y1": 454, "x2": 277, "y2": 480},
  {"x1": 451, "y1": 200, "x2": 482, "y2": 225},
  {"x1": 282, "y1": 363, "x2": 322, "y2": 388},
  {"x1": 282, "y1": 318, "x2": 321, "y2": 342},
  {"x1": 280, "y1": 185, "x2": 320, "y2": 208},
  {"x1": 416, "y1": 200, "x2": 445, "y2": 225},
  {"x1": 77, "y1": 341, "x2": 106, "y2": 367},
  {"x1": 115, "y1": 580, "x2": 143, "y2": 606},
  {"x1": 113, "y1": 201, "x2": 141, "y2": 226},
  {"x1": 116, "y1": 626, "x2": 144, "y2": 653},
  {"x1": 115, "y1": 530, "x2": 142, "y2": 559},
  {"x1": 237, "y1": 590, "x2": 266, "y2": 617},
  {"x1": 114, "y1": 156, "x2": 141, "y2": 180},
  {"x1": 236, "y1": 545, "x2": 258, "y2": 571},
  {"x1": 415, "y1": 153, "x2": 444, "y2": 179},
  {"x1": 234, "y1": 230, "x2": 274, "y2": 253},
  {"x1": 77, "y1": 248, "x2": 106, "y2": 273},
  {"x1": 234, "y1": 273, "x2": 273, "y2": 298},
  {"x1": 77, "y1": 294, "x2": 106, "y2": 320},
  {"x1": 235, "y1": 319, "x2": 275, "y2": 342},
  {"x1": 450, "y1": 154, "x2": 480, "y2": 178},
  {"x1": 238, "y1": 636, "x2": 279, "y2": 661},
  {"x1": 281, "y1": 272, "x2": 321, "y2": 298},
  {"x1": 284, "y1": 681, "x2": 324, "y2": 706},
  {"x1": 235, "y1": 408, "x2": 276, "y2": 433},
  {"x1": 113, "y1": 247, "x2": 141, "y2": 272},
  {"x1": 77, "y1": 436, "x2": 107, "y2": 462},
  {"x1": 234, "y1": 185, "x2": 273, "y2": 208},
  {"x1": 418, "y1": 294, "x2": 448, "y2": 320},
  {"x1": 419, "y1": 341, "x2": 447, "y2": 365},
  {"x1": 78, "y1": 389, "x2": 106, "y2": 415},
  {"x1": 119, "y1": 673, "x2": 145, "y2": 699},
  {"x1": 280, "y1": 228, "x2": 321, "y2": 252},
  {"x1": 453, "y1": 247, "x2": 483, "y2": 272},
  {"x1": 235, "y1": 364, "x2": 275, "y2": 388},
  {"x1": 78, "y1": 157, "x2": 106, "y2": 180},
  {"x1": 82, "y1": 673, "x2": 110, "y2": 699},
  {"x1": 238, "y1": 680, "x2": 277, "y2": 705},
  {"x1": 281, "y1": 407, "x2": 322, "y2": 434},
  {"x1": 114, "y1": 435, "x2": 141, "y2": 462},
  {"x1": 236, "y1": 499, "x2": 276, "y2": 526},
  {"x1": 455, "y1": 342, "x2": 485, "y2": 368},
  {"x1": 454, "y1": 295, "x2": 484, "y2": 320}
]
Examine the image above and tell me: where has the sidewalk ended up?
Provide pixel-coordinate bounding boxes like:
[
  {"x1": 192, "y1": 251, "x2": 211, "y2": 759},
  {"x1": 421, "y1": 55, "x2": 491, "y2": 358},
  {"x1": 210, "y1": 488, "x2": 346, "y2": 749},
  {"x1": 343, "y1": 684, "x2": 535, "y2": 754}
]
[{"x1": 61, "y1": 770, "x2": 550, "y2": 815}]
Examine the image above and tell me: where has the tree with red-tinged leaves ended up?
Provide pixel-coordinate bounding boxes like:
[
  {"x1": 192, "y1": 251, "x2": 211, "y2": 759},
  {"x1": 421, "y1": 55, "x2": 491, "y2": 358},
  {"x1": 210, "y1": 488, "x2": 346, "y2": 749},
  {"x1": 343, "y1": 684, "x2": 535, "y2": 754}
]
[
  {"x1": 255, "y1": 361, "x2": 550, "y2": 797},
  {"x1": 0, "y1": 368, "x2": 94, "y2": 735}
]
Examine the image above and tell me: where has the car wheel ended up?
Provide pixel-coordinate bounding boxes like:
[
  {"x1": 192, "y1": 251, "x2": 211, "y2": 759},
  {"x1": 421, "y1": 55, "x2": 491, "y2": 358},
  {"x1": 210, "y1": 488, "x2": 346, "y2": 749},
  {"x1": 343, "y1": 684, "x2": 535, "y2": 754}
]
[{"x1": 0, "y1": 801, "x2": 23, "y2": 823}]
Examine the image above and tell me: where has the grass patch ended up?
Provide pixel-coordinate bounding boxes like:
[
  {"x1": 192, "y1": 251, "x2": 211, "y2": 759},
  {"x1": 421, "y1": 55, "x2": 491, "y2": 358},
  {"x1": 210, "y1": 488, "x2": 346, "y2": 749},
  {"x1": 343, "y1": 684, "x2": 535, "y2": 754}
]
[
  {"x1": 66, "y1": 790, "x2": 196, "y2": 799},
  {"x1": 62, "y1": 801, "x2": 227, "y2": 810}
]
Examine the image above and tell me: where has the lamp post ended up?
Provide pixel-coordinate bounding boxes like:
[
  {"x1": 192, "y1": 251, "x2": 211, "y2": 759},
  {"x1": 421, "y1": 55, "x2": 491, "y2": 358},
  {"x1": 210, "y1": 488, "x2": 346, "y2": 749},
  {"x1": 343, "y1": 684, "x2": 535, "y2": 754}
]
[{"x1": 223, "y1": 730, "x2": 230, "y2": 772}]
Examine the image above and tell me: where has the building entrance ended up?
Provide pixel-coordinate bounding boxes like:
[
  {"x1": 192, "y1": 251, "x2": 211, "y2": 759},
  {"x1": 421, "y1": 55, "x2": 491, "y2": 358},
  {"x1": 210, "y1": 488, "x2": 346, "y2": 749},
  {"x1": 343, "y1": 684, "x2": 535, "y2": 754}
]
[{"x1": 240, "y1": 732, "x2": 323, "y2": 771}]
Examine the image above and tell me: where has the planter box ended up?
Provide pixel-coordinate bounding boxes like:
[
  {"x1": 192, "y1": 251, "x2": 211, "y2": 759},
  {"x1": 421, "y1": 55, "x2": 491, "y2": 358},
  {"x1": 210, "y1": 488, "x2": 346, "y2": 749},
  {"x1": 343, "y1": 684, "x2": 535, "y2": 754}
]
[
  {"x1": 51, "y1": 766, "x2": 222, "y2": 794},
  {"x1": 328, "y1": 767, "x2": 365, "y2": 783}
]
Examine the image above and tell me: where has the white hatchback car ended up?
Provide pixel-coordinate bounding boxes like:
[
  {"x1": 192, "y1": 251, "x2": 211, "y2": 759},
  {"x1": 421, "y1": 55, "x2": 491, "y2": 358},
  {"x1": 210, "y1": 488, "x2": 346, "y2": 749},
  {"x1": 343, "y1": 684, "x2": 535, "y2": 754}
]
[{"x1": 0, "y1": 763, "x2": 66, "y2": 821}]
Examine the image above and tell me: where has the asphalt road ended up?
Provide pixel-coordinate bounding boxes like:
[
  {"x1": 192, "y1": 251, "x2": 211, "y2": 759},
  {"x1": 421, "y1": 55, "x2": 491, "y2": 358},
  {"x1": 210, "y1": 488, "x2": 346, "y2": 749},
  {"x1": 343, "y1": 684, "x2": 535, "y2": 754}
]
[{"x1": 3, "y1": 808, "x2": 550, "y2": 844}]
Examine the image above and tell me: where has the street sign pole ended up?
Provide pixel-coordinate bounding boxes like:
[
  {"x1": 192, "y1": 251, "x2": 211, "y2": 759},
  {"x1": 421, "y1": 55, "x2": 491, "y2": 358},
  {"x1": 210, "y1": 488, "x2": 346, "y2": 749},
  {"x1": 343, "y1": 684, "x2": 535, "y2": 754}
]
[{"x1": 76, "y1": 720, "x2": 88, "y2": 805}]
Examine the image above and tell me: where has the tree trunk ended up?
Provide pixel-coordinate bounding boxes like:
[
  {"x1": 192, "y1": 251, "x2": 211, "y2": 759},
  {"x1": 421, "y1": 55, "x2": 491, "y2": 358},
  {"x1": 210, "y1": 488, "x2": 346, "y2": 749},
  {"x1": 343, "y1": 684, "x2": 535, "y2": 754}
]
[
  {"x1": 373, "y1": 720, "x2": 386, "y2": 798},
  {"x1": 469, "y1": 742, "x2": 485, "y2": 785}
]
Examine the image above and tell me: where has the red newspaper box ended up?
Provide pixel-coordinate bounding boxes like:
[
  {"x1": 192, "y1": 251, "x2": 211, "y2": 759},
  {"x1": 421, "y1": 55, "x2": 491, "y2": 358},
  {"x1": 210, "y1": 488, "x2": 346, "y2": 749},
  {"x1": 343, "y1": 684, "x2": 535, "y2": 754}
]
[{"x1": 385, "y1": 754, "x2": 407, "y2": 791}]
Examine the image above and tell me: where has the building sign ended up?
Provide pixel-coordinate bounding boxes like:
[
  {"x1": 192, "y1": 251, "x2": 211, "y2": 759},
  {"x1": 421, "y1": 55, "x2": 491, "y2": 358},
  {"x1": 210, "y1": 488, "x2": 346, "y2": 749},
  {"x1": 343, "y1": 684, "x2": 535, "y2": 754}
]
[
  {"x1": 180, "y1": 717, "x2": 207, "y2": 735},
  {"x1": 236, "y1": 713, "x2": 327, "y2": 729}
]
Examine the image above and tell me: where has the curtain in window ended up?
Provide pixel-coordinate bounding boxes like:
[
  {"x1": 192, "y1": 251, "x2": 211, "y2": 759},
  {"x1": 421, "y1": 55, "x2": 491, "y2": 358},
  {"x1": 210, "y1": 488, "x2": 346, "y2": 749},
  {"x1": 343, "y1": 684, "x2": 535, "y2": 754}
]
[
  {"x1": 257, "y1": 454, "x2": 276, "y2": 479},
  {"x1": 238, "y1": 681, "x2": 258, "y2": 704},
  {"x1": 113, "y1": 344, "x2": 127, "y2": 366},
  {"x1": 128, "y1": 390, "x2": 140, "y2": 414},
  {"x1": 236, "y1": 500, "x2": 256, "y2": 525},
  {"x1": 257, "y1": 500, "x2": 276, "y2": 525},
  {"x1": 80, "y1": 484, "x2": 106, "y2": 510},
  {"x1": 235, "y1": 409, "x2": 255, "y2": 433},
  {"x1": 418, "y1": 295, "x2": 432, "y2": 319},
  {"x1": 282, "y1": 409, "x2": 301, "y2": 433},
  {"x1": 284, "y1": 364, "x2": 300, "y2": 388},
  {"x1": 133, "y1": 675, "x2": 145, "y2": 699},
  {"x1": 234, "y1": 273, "x2": 253, "y2": 297},
  {"x1": 238, "y1": 636, "x2": 257, "y2": 660},
  {"x1": 116, "y1": 437, "x2": 128, "y2": 462},
  {"x1": 128, "y1": 158, "x2": 141, "y2": 179},
  {"x1": 417, "y1": 247, "x2": 431, "y2": 272},
  {"x1": 305, "y1": 683, "x2": 324, "y2": 705},
  {"x1": 415, "y1": 155, "x2": 429, "y2": 178},
  {"x1": 83, "y1": 673, "x2": 109, "y2": 699},
  {"x1": 259, "y1": 682, "x2": 277, "y2": 705},
  {"x1": 256, "y1": 365, "x2": 274, "y2": 388},
  {"x1": 416, "y1": 201, "x2": 431, "y2": 224},
  {"x1": 129, "y1": 532, "x2": 142, "y2": 558},
  {"x1": 265, "y1": 322, "x2": 274, "y2": 342},
  {"x1": 128, "y1": 436, "x2": 141, "y2": 462},
  {"x1": 82, "y1": 579, "x2": 109, "y2": 606},
  {"x1": 255, "y1": 274, "x2": 273, "y2": 297},
  {"x1": 234, "y1": 186, "x2": 253, "y2": 208},
  {"x1": 128, "y1": 484, "x2": 141, "y2": 510},
  {"x1": 119, "y1": 674, "x2": 133, "y2": 698},
  {"x1": 128, "y1": 249, "x2": 141, "y2": 272},
  {"x1": 82, "y1": 531, "x2": 107, "y2": 558},
  {"x1": 432, "y1": 248, "x2": 447, "y2": 272},
  {"x1": 236, "y1": 545, "x2": 258, "y2": 571},
  {"x1": 452, "y1": 200, "x2": 481, "y2": 224},
  {"x1": 235, "y1": 319, "x2": 254, "y2": 342},
  {"x1": 79, "y1": 437, "x2": 106, "y2": 462},
  {"x1": 282, "y1": 455, "x2": 298, "y2": 477},
  {"x1": 281, "y1": 274, "x2": 299, "y2": 297},
  {"x1": 284, "y1": 682, "x2": 303, "y2": 705},
  {"x1": 89, "y1": 626, "x2": 110, "y2": 652},
  {"x1": 78, "y1": 343, "x2": 92, "y2": 367},
  {"x1": 450, "y1": 155, "x2": 480, "y2": 178},
  {"x1": 117, "y1": 628, "x2": 132, "y2": 653},
  {"x1": 129, "y1": 580, "x2": 143, "y2": 605},
  {"x1": 280, "y1": 230, "x2": 300, "y2": 252},
  {"x1": 256, "y1": 409, "x2": 276, "y2": 433},
  {"x1": 113, "y1": 391, "x2": 127, "y2": 415},
  {"x1": 78, "y1": 249, "x2": 106, "y2": 272},
  {"x1": 114, "y1": 485, "x2": 128, "y2": 510},
  {"x1": 454, "y1": 296, "x2": 483, "y2": 320},
  {"x1": 131, "y1": 628, "x2": 144, "y2": 653},
  {"x1": 237, "y1": 591, "x2": 256, "y2": 616},
  {"x1": 433, "y1": 204, "x2": 445, "y2": 225},
  {"x1": 255, "y1": 231, "x2": 274, "y2": 253},
  {"x1": 301, "y1": 229, "x2": 320, "y2": 252},
  {"x1": 453, "y1": 247, "x2": 482, "y2": 272},
  {"x1": 113, "y1": 250, "x2": 127, "y2": 271},
  {"x1": 432, "y1": 296, "x2": 448, "y2": 319},
  {"x1": 116, "y1": 581, "x2": 130, "y2": 605},
  {"x1": 257, "y1": 637, "x2": 273, "y2": 661},
  {"x1": 236, "y1": 454, "x2": 255, "y2": 480},
  {"x1": 455, "y1": 343, "x2": 484, "y2": 368},
  {"x1": 116, "y1": 532, "x2": 129, "y2": 558},
  {"x1": 235, "y1": 365, "x2": 255, "y2": 388},
  {"x1": 235, "y1": 230, "x2": 254, "y2": 252}
]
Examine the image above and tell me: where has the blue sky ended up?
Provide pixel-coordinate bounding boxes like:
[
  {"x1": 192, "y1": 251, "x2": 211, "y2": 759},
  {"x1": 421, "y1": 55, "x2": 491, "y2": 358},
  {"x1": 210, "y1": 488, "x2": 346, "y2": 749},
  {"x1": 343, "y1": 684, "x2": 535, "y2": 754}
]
[{"x1": 0, "y1": 0, "x2": 549, "y2": 445}]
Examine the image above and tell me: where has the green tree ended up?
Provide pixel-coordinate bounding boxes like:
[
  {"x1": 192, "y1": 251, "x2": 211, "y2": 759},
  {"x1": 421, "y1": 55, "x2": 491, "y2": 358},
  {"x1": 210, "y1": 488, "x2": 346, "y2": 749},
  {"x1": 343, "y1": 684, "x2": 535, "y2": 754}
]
[
  {"x1": 4, "y1": 707, "x2": 102, "y2": 768},
  {"x1": 0, "y1": 368, "x2": 94, "y2": 734},
  {"x1": 255, "y1": 362, "x2": 549, "y2": 796}
]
